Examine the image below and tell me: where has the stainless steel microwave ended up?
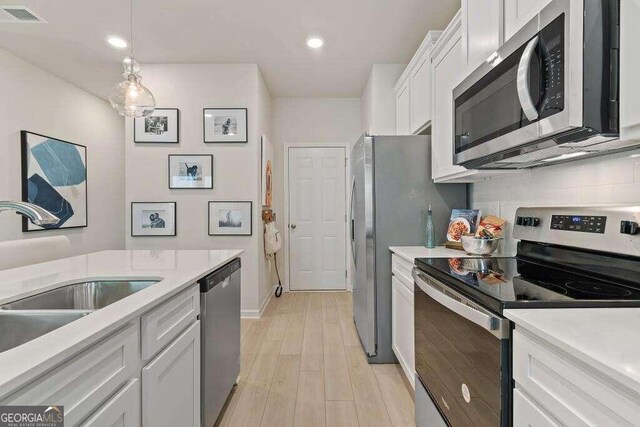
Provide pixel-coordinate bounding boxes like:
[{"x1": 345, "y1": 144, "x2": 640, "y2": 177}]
[{"x1": 453, "y1": 0, "x2": 628, "y2": 169}]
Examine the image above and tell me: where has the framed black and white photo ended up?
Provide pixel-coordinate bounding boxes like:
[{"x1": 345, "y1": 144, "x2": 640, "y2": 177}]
[
  {"x1": 131, "y1": 202, "x2": 176, "y2": 237},
  {"x1": 168, "y1": 154, "x2": 213, "y2": 189},
  {"x1": 21, "y1": 131, "x2": 87, "y2": 232},
  {"x1": 134, "y1": 108, "x2": 179, "y2": 143},
  {"x1": 208, "y1": 201, "x2": 252, "y2": 236},
  {"x1": 203, "y1": 108, "x2": 247, "y2": 143}
]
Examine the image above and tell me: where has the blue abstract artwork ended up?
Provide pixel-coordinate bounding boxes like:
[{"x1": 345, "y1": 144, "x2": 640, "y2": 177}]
[
  {"x1": 21, "y1": 131, "x2": 87, "y2": 232},
  {"x1": 27, "y1": 174, "x2": 74, "y2": 228},
  {"x1": 31, "y1": 139, "x2": 86, "y2": 186}
]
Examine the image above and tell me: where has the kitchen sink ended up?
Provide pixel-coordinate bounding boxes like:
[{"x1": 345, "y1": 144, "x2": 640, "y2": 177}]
[
  {"x1": 0, "y1": 311, "x2": 91, "y2": 353},
  {"x1": 0, "y1": 280, "x2": 159, "y2": 353},
  {"x1": 0, "y1": 280, "x2": 159, "y2": 311}
]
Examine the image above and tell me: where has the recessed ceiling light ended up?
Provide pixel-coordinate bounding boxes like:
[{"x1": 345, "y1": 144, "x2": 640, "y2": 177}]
[
  {"x1": 306, "y1": 36, "x2": 324, "y2": 49},
  {"x1": 107, "y1": 36, "x2": 128, "y2": 49}
]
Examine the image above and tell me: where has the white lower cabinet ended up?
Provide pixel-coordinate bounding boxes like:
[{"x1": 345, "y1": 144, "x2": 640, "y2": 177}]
[
  {"x1": 1, "y1": 285, "x2": 202, "y2": 427},
  {"x1": 390, "y1": 254, "x2": 414, "y2": 388},
  {"x1": 1, "y1": 323, "x2": 140, "y2": 426},
  {"x1": 142, "y1": 321, "x2": 201, "y2": 427},
  {"x1": 513, "y1": 388, "x2": 558, "y2": 427},
  {"x1": 81, "y1": 379, "x2": 141, "y2": 427},
  {"x1": 513, "y1": 327, "x2": 640, "y2": 426}
]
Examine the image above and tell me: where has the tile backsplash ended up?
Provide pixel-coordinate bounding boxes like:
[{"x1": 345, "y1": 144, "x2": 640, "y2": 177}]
[{"x1": 470, "y1": 148, "x2": 640, "y2": 255}]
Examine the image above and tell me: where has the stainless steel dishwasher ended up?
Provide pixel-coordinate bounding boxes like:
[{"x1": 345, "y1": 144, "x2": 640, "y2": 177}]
[{"x1": 199, "y1": 258, "x2": 241, "y2": 427}]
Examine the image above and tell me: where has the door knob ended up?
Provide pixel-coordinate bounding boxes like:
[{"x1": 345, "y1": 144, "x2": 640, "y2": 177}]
[{"x1": 290, "y1": 224, "x2": 297, "y2": 229}]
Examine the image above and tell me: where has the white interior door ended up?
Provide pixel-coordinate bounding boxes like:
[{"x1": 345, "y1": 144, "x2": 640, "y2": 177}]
[{"x1": 288, "y1": 147, "x2": 347, "y2": 291}]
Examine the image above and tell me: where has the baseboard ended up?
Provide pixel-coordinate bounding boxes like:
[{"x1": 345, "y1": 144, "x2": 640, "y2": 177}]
[{"x1": 241, "y1": 284, "x2": 277, "y2": 319}]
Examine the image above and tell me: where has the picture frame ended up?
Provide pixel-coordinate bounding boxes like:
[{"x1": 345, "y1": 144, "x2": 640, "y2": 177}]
[
  {"x1": 21, "y1": 130, "x2": 88, "y2": 232},
  {"x1": 208, "y1": 201, "x2": 252, "y2": 236},
  {"x1": 261, "y1": 135, "x2": 273, "y2": 207},
  {"x1": 203, "y1": 108, "x2": 248, "y2": 143},
  {"x1": 134, "y1": 108, "x2": 180, "y2": 143},
  {"x1": 131, "y1": 202, "x2": 177, "y2": 237},
  {"x1": 168, "y1": 154, "x2": 214, "y2": 189}
]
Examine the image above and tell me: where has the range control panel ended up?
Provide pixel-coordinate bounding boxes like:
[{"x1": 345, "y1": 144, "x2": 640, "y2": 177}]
[{"x1": 550, "y1": 215, "x2": 607, "y2": 234}]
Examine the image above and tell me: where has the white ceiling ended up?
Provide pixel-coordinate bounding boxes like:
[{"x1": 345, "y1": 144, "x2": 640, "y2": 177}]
[{"x1": 0, "y1": 0, "x2": 460, "y2": 99}]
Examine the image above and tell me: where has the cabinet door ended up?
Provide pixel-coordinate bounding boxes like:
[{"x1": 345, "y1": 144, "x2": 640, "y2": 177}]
[
  {"x1": 81, "y1": 379, "x2": 141, "y2": 427},
  {"x1": 620, "y1": 0, "x2": 640, "y2": 141},
  {"x1": 142, "y1": 321, "x2": 200, "y2": 427},
  {"x1": 462, "y1": 0, "x2": 501, "y2": 72},
  {"x1": 410, "y1": 53, "x2": 432, "y2": 133},
  {"x1": 513, "y1": 388, "x2": 559, "y2": 427},
  {"x1": 391, "y1": 276, "x2": 414, "y2": 389},
  {"x1": 396, "y1": 79, "x2": 411, "y2": 135},
  {"x1": 431, "y1": 26, "x2": 468, "y2": 180},
  {"x1": 504, "y1": 0, "x2": 552, "y2": 42}
]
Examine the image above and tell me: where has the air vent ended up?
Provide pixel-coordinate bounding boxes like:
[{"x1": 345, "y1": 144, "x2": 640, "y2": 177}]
[{"x1": 0, "y1": 6, "x2": 46, "y2": 23}]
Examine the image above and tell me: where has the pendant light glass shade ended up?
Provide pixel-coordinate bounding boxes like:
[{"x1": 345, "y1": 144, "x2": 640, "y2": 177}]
[{"x1": 109, "y1": 57, "x2": 155, "y2": 118}]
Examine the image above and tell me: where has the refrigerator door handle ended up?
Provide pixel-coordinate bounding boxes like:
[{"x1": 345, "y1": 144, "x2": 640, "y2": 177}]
[{"x1": 350, "y1": 176, "x2": 356, "y2": 264}]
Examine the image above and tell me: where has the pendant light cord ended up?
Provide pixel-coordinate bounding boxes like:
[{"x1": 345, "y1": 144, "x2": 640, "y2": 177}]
[{"x1": 130, "y1": 0, "x2": 134, "y2": 57}]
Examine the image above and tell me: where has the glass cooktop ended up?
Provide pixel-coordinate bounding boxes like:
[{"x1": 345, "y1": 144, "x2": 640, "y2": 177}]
[{"x1": 415, "y1": 256, "x2": 640, "y2": 312}]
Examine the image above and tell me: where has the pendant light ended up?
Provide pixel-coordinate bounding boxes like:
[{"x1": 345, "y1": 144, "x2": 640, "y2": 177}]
[{"x1": 109, "y1": 0, "x2": 155, "y2": 117}]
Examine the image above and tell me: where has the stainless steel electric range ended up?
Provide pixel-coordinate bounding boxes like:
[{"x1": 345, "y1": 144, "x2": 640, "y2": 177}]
[{"x1": 413, "y1": 205, "x2": 640, "y2": 427}]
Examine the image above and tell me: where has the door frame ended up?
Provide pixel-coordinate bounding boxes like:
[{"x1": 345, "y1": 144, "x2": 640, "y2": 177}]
[{"x1": 284, "y1": 142, "x2": 351, "y2": 292}]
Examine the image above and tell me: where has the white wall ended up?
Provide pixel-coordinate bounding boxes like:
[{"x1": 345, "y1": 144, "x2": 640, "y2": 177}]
[
  {"x1": 0, "y1": 48, "x2": 125, "y2": 254},
  {"x1": 271, "y1": 98, "x2": 361, "y2": 288},
  {"x1": 124, "y1": 64, "x2": 272, "y2": 317},
  {"x1": 470, "y1": 149, "x2": 640, "y2": 255},
  {"x1": 361, "y1": 64, "x2": 406, "y2": 136}
]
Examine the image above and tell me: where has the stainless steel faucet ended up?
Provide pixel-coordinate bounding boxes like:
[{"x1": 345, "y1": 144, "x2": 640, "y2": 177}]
[{"x1": 0, "y1": 201, "x2": 59, "y2": 226}]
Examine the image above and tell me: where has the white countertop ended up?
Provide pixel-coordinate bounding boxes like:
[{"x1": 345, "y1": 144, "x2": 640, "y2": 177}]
[
  {"x1": 389, "y1": 245, "x2": 504, "y2": 262},
  {"x1": 0, "y1": 249, "x2": 242, "y2": 398},
  {"x1": 505, "y1": 308, "x2": 640, "y2": 395}
]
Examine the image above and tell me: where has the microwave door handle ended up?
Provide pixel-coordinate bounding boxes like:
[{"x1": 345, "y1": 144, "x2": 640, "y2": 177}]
[
  {"x1": 517, "y1": 36, "x2": 540, "y2": 122},
  {"x1": 413, "y1": 269, "x2": 500, "y2": 334}
]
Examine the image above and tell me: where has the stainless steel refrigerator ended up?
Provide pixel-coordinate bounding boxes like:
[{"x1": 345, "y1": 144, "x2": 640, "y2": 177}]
[{"x1": 350, "y1": 134, "x2": 466, "y2": 363}]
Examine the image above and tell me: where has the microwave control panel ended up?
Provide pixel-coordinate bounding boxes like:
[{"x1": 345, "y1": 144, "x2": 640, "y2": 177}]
[
  {"x1": 538, "y1": 13, "x2": 565, "y2": 119},
  {"x1": 550, "y1": 215, "x2": 607, "y2": 234}
]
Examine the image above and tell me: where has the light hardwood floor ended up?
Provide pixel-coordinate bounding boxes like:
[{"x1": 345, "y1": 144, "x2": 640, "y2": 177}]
[{"x1": 216, "y1": 291, "x2": 415, "y2": 427}]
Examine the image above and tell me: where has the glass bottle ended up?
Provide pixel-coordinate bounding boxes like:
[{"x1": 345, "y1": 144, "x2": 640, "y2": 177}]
[{"x1": 425, "y1": 205, "x2": 435, "y2": 248}]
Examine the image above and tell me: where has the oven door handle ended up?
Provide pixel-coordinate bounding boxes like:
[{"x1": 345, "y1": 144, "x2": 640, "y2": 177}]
[
  {"x1": 413, "y1": 268, "x2": 507, "y2": 338},
  {"x1": 517, "y1": 35, "x2": 540, "y2": 122}
]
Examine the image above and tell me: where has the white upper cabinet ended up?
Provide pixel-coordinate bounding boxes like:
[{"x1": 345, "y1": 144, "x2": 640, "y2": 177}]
[
  {"x1": 504, "y1": 0, "x2": 553, "y2": 42},
  {"x1": 395, "y1": 78, "x2": 411, "y2": 135},
  {"x1": 462, "y1": 0, "x2": 502, "y2": 73},
  {"x1": 395, "y1": 31, "x2": 441, "y2": 135},
  {"x1": 620, "y1": 0, "x2": 640, "y2": 142},
  {"x1": 431, "y1": 12, "x2": 470, "y2": 181}
]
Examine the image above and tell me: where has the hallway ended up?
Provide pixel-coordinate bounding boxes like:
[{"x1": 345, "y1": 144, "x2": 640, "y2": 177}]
[{"x1": 217, "y1": 291, "x2": 415, "y2": 427}]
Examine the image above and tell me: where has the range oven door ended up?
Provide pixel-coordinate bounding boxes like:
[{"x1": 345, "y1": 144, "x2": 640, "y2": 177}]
[
  {"x1": 413, "y1": 268, "x2": 511, "y2": 427},
  {"x1": 453, "y1": 0, "x2": 580, "y2": 167}
]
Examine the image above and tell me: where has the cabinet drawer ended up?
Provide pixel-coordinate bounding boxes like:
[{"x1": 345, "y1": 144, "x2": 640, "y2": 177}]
[
  {"x1": 81, "y1": 378, "x2": 141, "y2": 427},
  {"x1": 391, "y1": 254, "x2": 414, "y2": 290},
  {"x1": 513, "y1": 328, "x2": 640, "y2": 426},
  {"x1": 141, "y1": 285, "x2": 199, "y2": 360},
  {"x1": 513, "y1": 388, "x2": 558, "y2": 427},
  {"x1": 2, "y1": 323, "x2": 139, "y2": 426}
]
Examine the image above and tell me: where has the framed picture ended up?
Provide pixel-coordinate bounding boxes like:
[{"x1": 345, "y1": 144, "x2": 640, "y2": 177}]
[
  {"x1": 21, "y1": 131, "x2": 87, "y2": 232},
  {"x1": 134, "y1": 108, "x2": 179, "y2": 143},
  {"x1": 208, "y1": 201, "x2": 252, "y2": 236},
  {"x1": 261, "y1": 135, "x2": 273, "y2": 207},
  {"x1": 131, "y1": 202, "x2": 177, "y2": 237},
  {"x1": 168, "y1": 154, "x2": 213, "y2": 189},
  {"x1": 203, "y1": 108, "x2": 248, "y2": 143}
]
